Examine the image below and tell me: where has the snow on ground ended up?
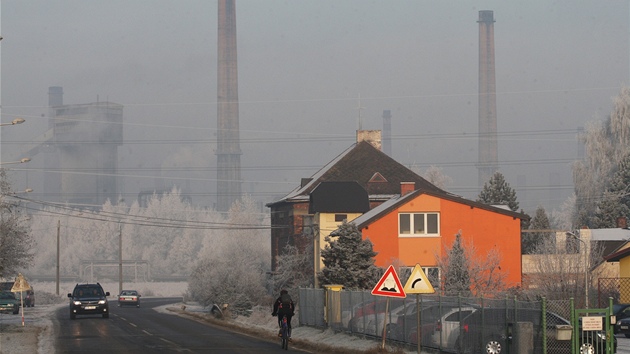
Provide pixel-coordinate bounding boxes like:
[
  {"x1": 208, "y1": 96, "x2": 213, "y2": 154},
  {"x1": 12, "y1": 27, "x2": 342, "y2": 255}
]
[{"x1": 0, "y1": 281, "x2": 418, "y2": 353}]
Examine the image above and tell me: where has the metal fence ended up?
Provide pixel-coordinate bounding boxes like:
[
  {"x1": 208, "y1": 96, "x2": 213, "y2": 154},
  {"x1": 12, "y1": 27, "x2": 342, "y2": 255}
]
[
  {"x1": 298, "y1": 288, "x2": 588, "y2": 354},
  {"x1": 598, "y1": 277, "x2": 630, "y2": 307}
]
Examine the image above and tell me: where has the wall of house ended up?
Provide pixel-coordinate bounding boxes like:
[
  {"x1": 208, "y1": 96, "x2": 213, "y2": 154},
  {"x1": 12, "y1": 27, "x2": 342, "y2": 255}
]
[{"x1": 360, "y1": 193, "x2": 522, "y2": 288}]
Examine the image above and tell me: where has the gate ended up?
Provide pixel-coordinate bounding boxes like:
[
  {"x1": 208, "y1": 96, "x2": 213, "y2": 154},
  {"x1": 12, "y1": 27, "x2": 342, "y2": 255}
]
[{"x1": 571, "y1": 298, "x2": 614, "y2": 354}]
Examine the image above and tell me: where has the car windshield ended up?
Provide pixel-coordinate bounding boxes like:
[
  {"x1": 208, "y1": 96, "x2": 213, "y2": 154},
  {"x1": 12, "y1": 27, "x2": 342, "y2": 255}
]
[
  {"x1": 0, "y1": 292, "x2": 15, "y2": 299},
  {"x1": 76, "y1": 287, "x2": 103, "y2": 296},
  {"x1": 121, "y1": 291, "x2": 137, "y2": 296}
]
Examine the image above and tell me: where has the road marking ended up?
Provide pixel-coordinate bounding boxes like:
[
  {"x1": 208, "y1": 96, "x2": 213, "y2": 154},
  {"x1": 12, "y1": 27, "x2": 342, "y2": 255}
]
[
  {"x1": 129, "y1": 323, "x2": 137, "y2": 327},
  {"x1": 142, "y1": 330, "x2": 153, "y2": 336}
]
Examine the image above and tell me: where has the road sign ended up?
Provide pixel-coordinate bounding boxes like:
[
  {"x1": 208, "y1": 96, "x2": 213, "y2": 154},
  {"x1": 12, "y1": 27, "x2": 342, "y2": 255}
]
[
  {"x1": 403, "y1": 264, "x2": 435, "y2": 294},
  {"x1": 11, "y1": 273, "x2": 31, "y2": 292},
  {"x1": 371, "y1": 265, "x2": 406, "y2": 298}
]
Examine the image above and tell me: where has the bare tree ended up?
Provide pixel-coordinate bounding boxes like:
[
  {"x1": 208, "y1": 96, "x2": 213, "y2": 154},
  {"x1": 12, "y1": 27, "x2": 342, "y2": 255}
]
[
  {"x1": 423, "y1": 165, "x2": 453, "y2": 190},
  {"x1": 0, "y1": 169, "x2": 33, "y2": 277}
]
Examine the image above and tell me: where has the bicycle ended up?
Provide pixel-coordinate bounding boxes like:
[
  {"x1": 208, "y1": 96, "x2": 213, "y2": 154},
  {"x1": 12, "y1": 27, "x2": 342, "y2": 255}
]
[{"x1": 280, "y1": 314, "x2": 289, "y2": 350}]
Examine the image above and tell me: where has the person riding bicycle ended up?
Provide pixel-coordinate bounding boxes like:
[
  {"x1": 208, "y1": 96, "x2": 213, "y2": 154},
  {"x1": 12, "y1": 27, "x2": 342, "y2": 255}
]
[{"x1": 271, "y1": 289, "x2": 294, "y2": 339}]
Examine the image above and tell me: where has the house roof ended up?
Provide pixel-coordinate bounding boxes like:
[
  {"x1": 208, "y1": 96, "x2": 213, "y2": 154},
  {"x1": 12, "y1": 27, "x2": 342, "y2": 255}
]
[
  {"x1": 266, "y1": 141, "x2": 443, "y2": 207},
  {"x1": 309, "y1": 181, "x2": 370, "y2": 214},
  {"x1": 604, "y1": 242, "x2": 630, "y2": 262},
  {"x1": 352, "y1": 188, "x2": 528, "y2": 229}
]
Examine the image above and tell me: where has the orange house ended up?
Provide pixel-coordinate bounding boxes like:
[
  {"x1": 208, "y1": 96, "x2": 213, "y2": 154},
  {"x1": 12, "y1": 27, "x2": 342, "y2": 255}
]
[{"x1": 352, "y1": 183, "x2": 526, "y2": 289}]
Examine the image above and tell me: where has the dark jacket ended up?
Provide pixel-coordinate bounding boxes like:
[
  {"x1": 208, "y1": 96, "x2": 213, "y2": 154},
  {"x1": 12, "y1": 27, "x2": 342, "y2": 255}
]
[{"x1": 272, "y1": 295, "x2": 294, "y2": 316}]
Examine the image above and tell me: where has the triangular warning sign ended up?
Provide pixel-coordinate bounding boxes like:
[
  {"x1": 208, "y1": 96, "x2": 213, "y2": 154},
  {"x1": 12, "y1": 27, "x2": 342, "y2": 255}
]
[
  {"x1": 403, "y1": 264, "x2": 435, "y2": 294},
  {"x1": 11, "y1": 273, "x2": 31, "y2": 292},
  {"x1": 371, "y1": 265, "x2": 406, "y2": 298}
]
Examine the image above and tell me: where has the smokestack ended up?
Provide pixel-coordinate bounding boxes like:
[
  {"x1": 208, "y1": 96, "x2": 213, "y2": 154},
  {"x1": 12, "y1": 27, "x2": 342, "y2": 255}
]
[
  {"x1": 216, "y1": 0, "x2": 242, "y2": 212},
  {"x1": 382, "y1": 110, "x2": 392, "y2": 156},
  {"x1": 48, "y1": 86, "x2": 63, "y2": 107},
  {"x1": 477, "y1": 10, "x2": 498, "y2": 187}
]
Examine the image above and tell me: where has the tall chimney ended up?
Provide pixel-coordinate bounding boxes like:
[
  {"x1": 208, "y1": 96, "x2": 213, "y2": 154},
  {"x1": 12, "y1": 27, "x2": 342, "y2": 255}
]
[
  {"x1": 216, "y1": 0, "x2": 242, "y2": 212},
  {"x1": 382, "y1": 110, "x2": 392, "y2": 156},
  {"x1": 477, "y1": 10, "x2": 498, "y2": 187}
]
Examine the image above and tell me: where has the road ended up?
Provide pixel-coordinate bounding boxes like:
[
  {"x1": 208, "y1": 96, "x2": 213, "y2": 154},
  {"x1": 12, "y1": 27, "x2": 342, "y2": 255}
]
[
  {"x1": 619, "y1": 335, "x2": 630, "y2": 353},
  {"x1": 53, "y1": 297, "x2": 307, "y2": 353}
]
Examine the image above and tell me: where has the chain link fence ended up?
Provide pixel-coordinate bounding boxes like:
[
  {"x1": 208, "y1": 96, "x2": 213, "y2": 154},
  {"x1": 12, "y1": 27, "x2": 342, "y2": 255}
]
[
  {"x1": 298, "y1": 288, "x2": 581, "y2": 354},
  {"x1": 598, "y1": 277, "x2": 630, "y2": 307}
]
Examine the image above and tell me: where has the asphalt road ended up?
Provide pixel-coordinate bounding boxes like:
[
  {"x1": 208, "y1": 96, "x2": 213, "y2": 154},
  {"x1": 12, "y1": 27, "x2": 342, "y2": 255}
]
[
  {"x1": 53, "y1": 297, "x2": 307, "y2": 353},
  {"x1": 618, "y1": 335, "x2": 630, "y2": 353}
]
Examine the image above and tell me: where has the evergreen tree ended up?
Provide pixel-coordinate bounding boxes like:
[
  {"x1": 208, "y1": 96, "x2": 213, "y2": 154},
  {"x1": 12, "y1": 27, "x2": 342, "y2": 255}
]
[
  {"x1": 442, "y1": 233, "x2": 471, "y2": 296},
  {"x1": 477, "y1": 172, "x2": 519, "y2": 212},
  {"x1": 318, "y1": 221, "x2": 380, "y2": 290},
  {"x1": 524, "y1": 206, "x2": 553, "y2": 254}
]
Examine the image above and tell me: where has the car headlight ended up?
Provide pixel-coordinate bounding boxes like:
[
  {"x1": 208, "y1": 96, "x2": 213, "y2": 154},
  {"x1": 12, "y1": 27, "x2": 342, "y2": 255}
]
[
  {"x1": 98, "y1": 300, "x2": 106, "y2": 305},
  {"x1": 73, "y1": 301, "x2": 81, "y2": 306}
]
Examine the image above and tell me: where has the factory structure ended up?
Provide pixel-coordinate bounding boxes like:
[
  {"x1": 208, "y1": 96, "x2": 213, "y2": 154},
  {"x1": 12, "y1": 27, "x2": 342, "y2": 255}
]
[
  {"x1": 477, "y1": 10, "x2": 499, "y2": 187},
  {"x1": 13, "y1": 87, "x2": 122, "y2": 207}
]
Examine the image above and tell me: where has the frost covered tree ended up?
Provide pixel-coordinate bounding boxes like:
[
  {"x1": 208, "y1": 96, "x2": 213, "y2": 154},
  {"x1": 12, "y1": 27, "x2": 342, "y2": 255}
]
[
  {"x1": 437, "y1": 232, "x2": 506, "y2": 296},
  {"x1": 477, "y1": 172, "x2": 519, "y2": 212},
  {"x1": 423, "y1": 165, "x2": 452, "y2": 190},
  {"x1": 0, "y1": 170, "x2": 33, "y2": 277},
  {"x1": 591, "y1": 154, "x2": 630, "y2": 228},
  {"x1": 274, "y1": 242, "x2": 314, "y2": 293},
  {"x1": 439, "y1": 233, "x2": 471, "y2": 296},
  {"x1": 187, "y1": 196, "x2": 270, "y2": 313},
  {"x1": 318, "y1": 221, "x2": 380, "y2": 290},
  {"x1": 524, "y1": 206, "x2": 553, "y2": 254},
  {"x1": 573, "y1": 86, "x2": 630, "y2": 228}
]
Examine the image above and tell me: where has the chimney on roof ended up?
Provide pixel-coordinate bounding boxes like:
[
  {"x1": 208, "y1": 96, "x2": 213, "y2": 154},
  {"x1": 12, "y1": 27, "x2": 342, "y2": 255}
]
[
  {"x1": 617, "y1": 216, "x2": 628, "y2": 229},
  {"x1": 400, "y1": 182, "x2": 415, "y2": 196},
  {"x1": 357, "y1": 130, "x2": 382, "y2": 150}
]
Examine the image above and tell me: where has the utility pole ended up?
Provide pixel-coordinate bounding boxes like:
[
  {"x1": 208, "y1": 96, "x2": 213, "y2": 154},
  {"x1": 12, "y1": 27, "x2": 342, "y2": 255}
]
[
  {"x1": 118, "y1": 223, "x2": 122, "y2": 295},
  {"x1": 56, "y1": 220, "x2": 60, "y2": 295}
]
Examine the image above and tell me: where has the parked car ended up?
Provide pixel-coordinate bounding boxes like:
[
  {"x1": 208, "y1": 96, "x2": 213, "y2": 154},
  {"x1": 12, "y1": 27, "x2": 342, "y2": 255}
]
[
  {"x1": 0, "y1": 291, "x2": 19, "y2": 314},
  {"x1": 118, "y1": 290, "x2": 141, "y2": 307},
  {"x1": 388, "y1": 300, "x2": 477, "y2": 347},
  {"x1": 23, "y1": 289, "x2": 35, "y2": 307},
  {"x1": 612, "y1": 303, "x2": 630, "y2": 333},
  {"x1": 348, "y1": 298, "x2": 407, "y2": 336},
  {"x1": 431, "y1": 306, "x2": 478, "y2": 350},
  {"x1": 615, "y1": 316, "x2": 630, "y2": 337},
  {"x1": 457, "y1": 308, "x2": 615, "y2": 354},
  {"x1": 68, "y1": 283, "x2": 110, "y2": 319}
]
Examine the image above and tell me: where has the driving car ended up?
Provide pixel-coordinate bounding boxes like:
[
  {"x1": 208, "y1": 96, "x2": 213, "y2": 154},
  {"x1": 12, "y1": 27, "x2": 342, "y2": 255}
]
[
  {"x1": 612, "y1": 303, "x2": 630, "y2": 333},
  {"x1": 68, "y1": 283, "x2": 110, "y2": 319},
  {"x1": 0, "y1": 291, "x2": 19, "y2": 314},
  {"x1": 118, "y1": 290, "x2": 141, "y2": 307}
]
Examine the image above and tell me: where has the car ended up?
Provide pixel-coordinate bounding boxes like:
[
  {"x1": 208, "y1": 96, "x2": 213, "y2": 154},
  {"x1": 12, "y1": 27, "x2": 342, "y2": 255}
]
[
  {"x1": 615, "y1": 316, "x2": 630, "y2": 337},
  {"x1": 457, "y1": 308, "x2": 616, "y2": 354},
  {"x1": 23, "y1": 289, "x2": 35, "y2": 307},
  {"x1": 348, "y1": 298, "x2": 406, "y2": 335},
  {"x1": 612, "y1": 303, "x2": 630, "y2": 333},
  {"x1": 118, "y1": 290, "x2": 141, "y2": 307},
  {"x1": 431, "y1": 306, "x2": 478, "y2": 350},
  {"x1": 0, "y1": 291, "x2": 19, "y2": 314},
  {"x1": 387, "y1": 301, "x2": 478, "y2": 348},
  {"x1": 67, "y1": 283, "x2": 110, "y2": 319}
]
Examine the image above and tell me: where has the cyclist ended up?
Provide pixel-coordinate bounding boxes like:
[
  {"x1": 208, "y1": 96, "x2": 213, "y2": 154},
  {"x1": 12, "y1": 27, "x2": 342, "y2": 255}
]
[{"x1": 271, "y1": 289, "x2": 294, "y2": 339}]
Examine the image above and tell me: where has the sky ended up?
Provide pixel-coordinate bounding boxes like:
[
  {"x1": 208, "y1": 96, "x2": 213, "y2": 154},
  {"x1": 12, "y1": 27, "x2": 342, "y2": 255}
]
[{"x1": 1, "y1": 0, "x2": 629, "y2": 214}]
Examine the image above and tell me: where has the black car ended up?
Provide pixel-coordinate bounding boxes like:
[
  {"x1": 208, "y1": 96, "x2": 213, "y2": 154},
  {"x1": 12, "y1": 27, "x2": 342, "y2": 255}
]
[
  {"x1": 67, "y1": 283, "x2": 110, "y2": 319},
  {"x1": 612, "y1": 303, "x2": 630, "y2": 333},
  {"x1": 457, "y1": 307, "x2": 615, "y2": 354},
  {"x1": 615, "y1": 316, "x2": 630, "y2": 337}
]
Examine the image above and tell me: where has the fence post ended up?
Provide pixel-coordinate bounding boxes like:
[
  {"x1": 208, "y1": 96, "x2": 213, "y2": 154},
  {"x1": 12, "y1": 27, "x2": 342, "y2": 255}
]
[{"x1": 542, "y1": 297, "x2": 547, "y2": 354}]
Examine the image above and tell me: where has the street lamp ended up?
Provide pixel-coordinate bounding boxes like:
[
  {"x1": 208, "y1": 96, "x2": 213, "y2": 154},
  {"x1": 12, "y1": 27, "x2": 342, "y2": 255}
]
[
  {"x1": 567, "y1": 231, "x2": 588, "y2": 308},
  {"x1": 0, "y1": 118, "x2": 25, "y2": 126}
]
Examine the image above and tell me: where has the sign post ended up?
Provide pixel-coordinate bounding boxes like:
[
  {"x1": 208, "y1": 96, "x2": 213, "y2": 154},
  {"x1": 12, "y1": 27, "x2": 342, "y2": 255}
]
[
  {"x1": 11, "y1": 273, "x2": 31, "y2": 327},
  {"x1": 402, "y1": 264, "x2": 436, "y2": 354},
  {"x1": 371, "y1": 265, "x2": 406, "y2": 349}
]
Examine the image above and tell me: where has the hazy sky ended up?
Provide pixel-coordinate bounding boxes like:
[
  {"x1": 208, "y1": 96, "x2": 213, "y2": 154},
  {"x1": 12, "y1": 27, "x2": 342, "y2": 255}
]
[{"x1": 1, "y1": 1, "x2": 628, "y2": 213}]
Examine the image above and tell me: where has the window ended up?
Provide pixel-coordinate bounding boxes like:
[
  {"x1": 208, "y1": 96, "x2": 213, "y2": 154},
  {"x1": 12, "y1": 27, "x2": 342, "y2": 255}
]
[
  {"x1": 399, "y1": 213, "x2": 439, "y2": 236},
  {"x1": 334, "y1": 214, "x2": 347, "y2": 222}
]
